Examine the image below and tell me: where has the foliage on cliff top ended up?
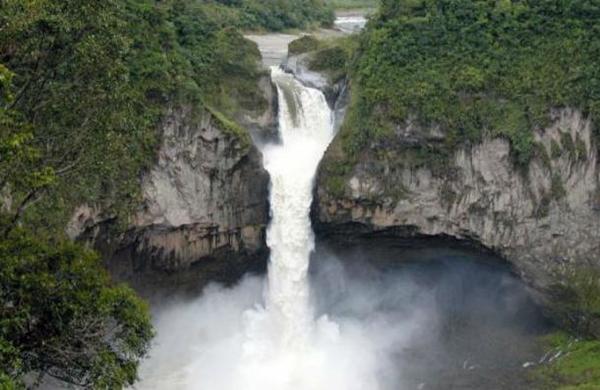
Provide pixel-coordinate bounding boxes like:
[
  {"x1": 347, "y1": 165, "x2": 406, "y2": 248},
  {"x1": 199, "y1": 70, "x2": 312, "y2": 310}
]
[
  {"x1": 308, "y1": 39, "x2": 357, "y2": 84},
  {"x1": 289, "y1": 35, "x2": 322, "y2": 55},
  {"x1": 1, "y1": 0, "x2": 323, "y2": 232},
  {"x1": 289, "y1": 34, "x2": 359, "y2": 84},
  {"x1": 331, "y1": 0, "x2": 600, "y2": 184}
]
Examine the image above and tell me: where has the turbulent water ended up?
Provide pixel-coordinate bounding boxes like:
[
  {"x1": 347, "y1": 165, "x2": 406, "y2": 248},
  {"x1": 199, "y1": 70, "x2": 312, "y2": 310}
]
[
  {"x1": 334, "y1": 15, "x2": 367, "y2": 33},
  {"x1": 136, "y1": 66, "x2": 548, "y2": 390},
  {"x1": 232, "y1": 67, "x2": 355, "y2": 389},
  {"x1": 260, "y1": 66, "x2": 334, "y2": 343}
]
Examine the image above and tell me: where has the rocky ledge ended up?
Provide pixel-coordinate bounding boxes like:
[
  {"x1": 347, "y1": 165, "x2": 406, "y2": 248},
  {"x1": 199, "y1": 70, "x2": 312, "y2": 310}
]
[{"x1": 314, "y1": 108, "x2": 600, "y2": 295}]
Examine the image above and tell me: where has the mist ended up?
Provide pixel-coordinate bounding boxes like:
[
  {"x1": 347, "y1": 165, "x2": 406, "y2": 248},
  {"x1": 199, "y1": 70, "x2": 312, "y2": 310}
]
[{"x1": 136, "y1": 245, "x2": 548, "y2": 390}]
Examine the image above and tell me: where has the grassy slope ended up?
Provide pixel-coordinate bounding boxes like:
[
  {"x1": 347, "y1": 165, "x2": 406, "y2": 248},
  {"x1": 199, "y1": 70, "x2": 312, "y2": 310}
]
[{"x1": 531, "y1": 332, "x2": 600, "y2": 389}]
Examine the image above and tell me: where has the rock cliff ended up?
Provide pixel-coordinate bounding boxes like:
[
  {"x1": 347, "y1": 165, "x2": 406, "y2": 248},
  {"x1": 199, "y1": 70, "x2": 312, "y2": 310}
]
[
  {"x1": 314, "y1": 108, "x2": 600, "y2": 293},
  {"x1": 77, "y1": 105, "x2": 270, "y2": 294}
]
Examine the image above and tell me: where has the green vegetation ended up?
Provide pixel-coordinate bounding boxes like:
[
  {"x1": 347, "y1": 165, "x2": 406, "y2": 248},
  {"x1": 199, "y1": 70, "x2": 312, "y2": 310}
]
[
  {"x1": 531, "y1": 332, "x2": 600, "y2": 390},
  {"x1": 326, "y1": 0, "x2": 379, "y2": 10},
  {"x1": 0, "y1": 229, "x2": 154, "y2": 388},
  {"x1": 0, "y1": 0, "x2": 270, "y2": 233},
  {"x1": 210, "y1": 0, "x2": 334, "y2": 31},
  {"x1": 327, "y1": 0, "x2": 600, "y2": 190},
  {"x1": 0, "y1": 0, "x2": 335, "y2": 233},
  {"x1": 549, "y1": 267, "x2": 600, "y2": 339},
  {"x1": 289, "y1": 35, "x2": 322, "y2": 55},
  {"x1": 310, "y1": 46, "x2": 349, "y2": 83},
  {"x1": 0, "y1": 0, "x2": 334, "y2": 386},
  {"x1": 205, "y1": 106, "x2": 252, "y2": 151},
  {"x1": 289, "y1": 34, "x2": 359, "y2": 84},
  {"x1": 530, "y1": 269, "x2": 600, "y2": 389}
]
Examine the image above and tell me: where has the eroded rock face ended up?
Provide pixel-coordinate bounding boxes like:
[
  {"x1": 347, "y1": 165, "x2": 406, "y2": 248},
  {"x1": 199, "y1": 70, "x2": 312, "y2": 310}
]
[
  {"x1": 315, "y1": 108, "x2": 600, "y2": 292},
  {"x1": 87, "y1": 105, "x2": 270, "y2": 295},
  {"x1": 137, "y1": 107, "x2": 267, "y2": 231},
  {"x1": 238, "y1": 75, "x2": 280, "y2": 144}
]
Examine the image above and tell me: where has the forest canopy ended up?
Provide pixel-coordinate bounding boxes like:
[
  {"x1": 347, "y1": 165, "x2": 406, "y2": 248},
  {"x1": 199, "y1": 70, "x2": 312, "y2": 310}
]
[{"x1": 338, "y1": 0, "x2": 600, "y2": 168}]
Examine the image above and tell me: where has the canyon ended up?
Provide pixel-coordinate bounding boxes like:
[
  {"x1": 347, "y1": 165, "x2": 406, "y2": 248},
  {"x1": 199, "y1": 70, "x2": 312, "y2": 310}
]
[{"x1": 68, "y1": 9, "x2": 600, "y2": 309}]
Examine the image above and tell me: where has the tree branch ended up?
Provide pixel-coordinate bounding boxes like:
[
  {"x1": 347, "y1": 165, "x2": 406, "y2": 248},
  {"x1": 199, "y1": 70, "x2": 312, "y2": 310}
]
[{"x1": 2, "y1": 188, "x2": 45, "y2": 237}]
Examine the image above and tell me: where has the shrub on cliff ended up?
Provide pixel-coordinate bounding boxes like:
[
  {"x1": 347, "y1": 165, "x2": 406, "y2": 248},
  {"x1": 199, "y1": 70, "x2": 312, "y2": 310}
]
[
  {"x1": 289, "y1": 35, "x2": 322, "y2": 55},
  {"x1": 288, "y1": 35, "x2": 359, "y2": 84}
]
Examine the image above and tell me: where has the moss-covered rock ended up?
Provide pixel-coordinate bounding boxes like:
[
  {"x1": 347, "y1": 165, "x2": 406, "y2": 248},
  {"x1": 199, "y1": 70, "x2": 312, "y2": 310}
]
[
  {"x1": 309, "y1": 46, "x2": 349, "y2": 84},
  {"x1": 288, "y1": 35, "x2": 321, "y2": 55}
]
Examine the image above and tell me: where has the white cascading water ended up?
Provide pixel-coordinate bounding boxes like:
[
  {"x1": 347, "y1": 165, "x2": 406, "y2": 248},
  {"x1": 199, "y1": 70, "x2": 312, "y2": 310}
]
[
  {"x1": 264, "y1": 66, "x2": 334, "y2": 341},
  {"x1": 137, "y1": 66, "x2": 383, "y2": 390},
  {"x1": 235, "y1": 66, "x2": 344, "y2": 388}
]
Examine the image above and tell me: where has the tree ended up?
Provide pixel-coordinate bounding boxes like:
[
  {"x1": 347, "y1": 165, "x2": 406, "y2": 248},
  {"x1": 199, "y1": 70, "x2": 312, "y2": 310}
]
[
  {"x1": 0, "y1": 3, "x2": 161, "y2": 385},
  {"x1": 0, "y1": 229, "x2": 154, "y2": 388},
  {"x1": 0, "y1": 0, "x2": 157, "y2": 232},
  {"x1": 0, "y1": 64, "x2": 57, "y2": 237}
]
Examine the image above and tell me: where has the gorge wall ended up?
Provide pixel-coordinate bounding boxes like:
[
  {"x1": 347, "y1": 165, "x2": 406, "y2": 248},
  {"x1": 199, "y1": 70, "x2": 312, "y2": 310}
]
[
  {"x1": 314, "y1": 107, "x2": 600, "y2": 293},
  {"x1": 74, "y1": 103, "x2": 271, "y2": 295},
  {"x1": 81, "y1": 21, "x2": 600, "y2": 300}
]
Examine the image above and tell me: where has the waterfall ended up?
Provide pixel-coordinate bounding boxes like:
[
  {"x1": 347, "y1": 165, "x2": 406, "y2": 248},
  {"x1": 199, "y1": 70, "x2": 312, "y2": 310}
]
[
  {"x1": 136, "y1": 64, "x2": 547, "y2": 390},
  {"x1": 235, "y1": 66, "x2": 341, "y2": 388},
  {"x1": 136, "y1": 66, "x2": 381, "y2": 390},
  {"x1": 263, "y1": 66, "x2": 335, "y2": 343}
]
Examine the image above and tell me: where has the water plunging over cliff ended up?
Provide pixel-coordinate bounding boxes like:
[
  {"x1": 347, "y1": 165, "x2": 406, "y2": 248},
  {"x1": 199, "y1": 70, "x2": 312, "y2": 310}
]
[
  {"x1": 233, "y1": 66, "x2": 342, "y2": 387},
  {"x1": 263, "y1": 66, "x2": 334, "y2": 339},
  {"x1": 136, "y1": 67, "x2": 381, "y2": 390},
  {"x1": 135, "y1": 59, "x2": 550, "y2": 390}
]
